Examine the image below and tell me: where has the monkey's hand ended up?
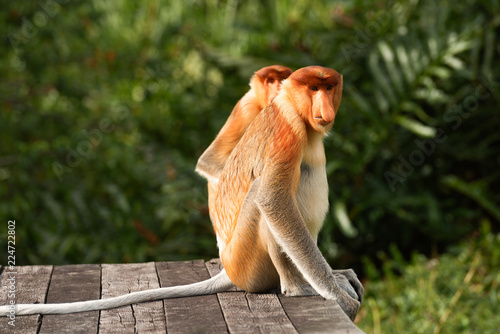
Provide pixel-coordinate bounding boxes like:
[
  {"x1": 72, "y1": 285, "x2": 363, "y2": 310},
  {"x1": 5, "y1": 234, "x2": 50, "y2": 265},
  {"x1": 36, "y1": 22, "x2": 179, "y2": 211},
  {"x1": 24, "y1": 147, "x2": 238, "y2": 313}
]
[
  {"x1": 331, "y1": 274, "x2": 362, "y2": 321},
  {"x1": 331, "y1": 269, "x2": 364, "y2": 303}
]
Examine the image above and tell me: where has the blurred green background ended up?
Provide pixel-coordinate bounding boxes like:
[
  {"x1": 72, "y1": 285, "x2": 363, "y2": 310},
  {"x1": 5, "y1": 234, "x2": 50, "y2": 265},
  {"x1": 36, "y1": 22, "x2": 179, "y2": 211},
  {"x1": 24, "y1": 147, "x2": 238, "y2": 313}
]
[{"x1": 1, "y1": 0, "x2": 499, "y2": 332}]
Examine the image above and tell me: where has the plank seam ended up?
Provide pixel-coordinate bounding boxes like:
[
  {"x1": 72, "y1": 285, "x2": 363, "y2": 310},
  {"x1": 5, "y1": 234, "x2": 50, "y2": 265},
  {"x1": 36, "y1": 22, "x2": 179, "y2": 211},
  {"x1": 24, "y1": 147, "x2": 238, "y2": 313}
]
[
  {"x1": 37, "y1": 266, "x2": 54, "y2": 334},
  {"x1": 215, "y1": 292, "x2": 231, "y2": 334},
  {"x1": 131, "y1": 304, "x2": 137, "y2": 333},
  {"x1": 42, "y1": 266, "x2": 55, "y2": 305},
  {"x1": 154, "y1": 261, "x2": 169, "y2": 332},
  {"x1": 97, "y1": 264, "x2": 102, "y2": 334},
  {"x1": 204, "y1": 260, "x2": 231, "y2": 333},
  {"x1": 276, "y1": 294, "x2": 300, "y2": 333}
]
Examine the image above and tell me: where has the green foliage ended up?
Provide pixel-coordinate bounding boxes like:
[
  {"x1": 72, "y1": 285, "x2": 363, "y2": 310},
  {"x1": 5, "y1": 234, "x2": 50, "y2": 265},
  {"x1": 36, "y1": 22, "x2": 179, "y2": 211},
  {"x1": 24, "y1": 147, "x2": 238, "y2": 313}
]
[
  {"x1": 358, "y1": 222, "x2": 500, "y2": 333},
  {"x1": 0, "y1": 2, "x2": 498, "y2": 331},
  {"x1": 318, "y1": 0, "x2": 500, "y2": 269}
]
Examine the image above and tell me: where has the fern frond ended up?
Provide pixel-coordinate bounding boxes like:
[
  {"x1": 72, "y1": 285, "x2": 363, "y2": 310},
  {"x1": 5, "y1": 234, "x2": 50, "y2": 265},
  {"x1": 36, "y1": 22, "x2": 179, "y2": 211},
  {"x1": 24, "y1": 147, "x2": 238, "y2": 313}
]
[
  {"x1": 378, "y1": 41, "x2": 405, "y2": 95},
  {"x1": 361, "y1": 20, "x2": 477, "y2": 137}
]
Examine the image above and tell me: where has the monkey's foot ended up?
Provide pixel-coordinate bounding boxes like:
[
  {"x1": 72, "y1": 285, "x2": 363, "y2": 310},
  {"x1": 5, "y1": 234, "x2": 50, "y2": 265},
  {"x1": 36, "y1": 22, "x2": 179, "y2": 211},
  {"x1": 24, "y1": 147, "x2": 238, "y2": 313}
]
[
  {"x1": 280, "y1": 283, "x2": 318, "y2": 297},
  {"x1": 331, "y1": 269, "x2": 364, "y2": 302}
]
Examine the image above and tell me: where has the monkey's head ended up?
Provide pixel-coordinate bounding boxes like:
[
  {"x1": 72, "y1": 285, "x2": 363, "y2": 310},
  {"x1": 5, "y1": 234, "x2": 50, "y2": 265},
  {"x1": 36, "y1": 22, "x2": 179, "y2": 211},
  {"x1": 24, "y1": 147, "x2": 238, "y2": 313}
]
[
  {"x1": 283, "y1": 66, "x2": 343, "y2": 134},
  {"x1": 252, "y1": 65, "x2": 293, "y2": 107}
]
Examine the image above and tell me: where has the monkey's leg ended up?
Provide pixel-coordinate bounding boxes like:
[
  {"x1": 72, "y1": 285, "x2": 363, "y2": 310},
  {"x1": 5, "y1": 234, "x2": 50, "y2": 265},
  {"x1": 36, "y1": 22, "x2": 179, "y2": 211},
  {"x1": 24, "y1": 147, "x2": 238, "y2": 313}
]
[
  {"x1": 263, "y1": 224, "x2": 318, "y2": 297},
  {"x1": 219, "y1": 178, "x2": 279, "y2": 293},
  {"x1": 261, "y1": 215, "x2": 362, "y2": 300},
  {"x1": 265, "y1": 226, "x2": 361, "y2": 300}
]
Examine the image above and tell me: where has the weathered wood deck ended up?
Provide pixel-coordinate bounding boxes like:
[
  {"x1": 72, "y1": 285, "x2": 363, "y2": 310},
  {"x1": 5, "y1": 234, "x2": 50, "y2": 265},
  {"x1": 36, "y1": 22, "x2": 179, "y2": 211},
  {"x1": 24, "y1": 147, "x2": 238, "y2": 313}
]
[{"x1": 0, "y1": 259, "x2": 364, "y2": 333}]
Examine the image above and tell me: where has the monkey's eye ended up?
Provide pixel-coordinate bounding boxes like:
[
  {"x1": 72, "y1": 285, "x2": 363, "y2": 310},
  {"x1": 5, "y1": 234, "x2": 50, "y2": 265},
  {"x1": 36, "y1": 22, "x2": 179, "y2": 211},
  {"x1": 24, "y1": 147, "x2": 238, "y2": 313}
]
[
  {"x1": 310, "y1": 86, "x2": 319, "y2": 91},
  {"x1": 326, "y1": 85, "x2": 333, "y2": 90},
  {"x1": 268, "y1": 78, "x2": 275, "y2": 84}
]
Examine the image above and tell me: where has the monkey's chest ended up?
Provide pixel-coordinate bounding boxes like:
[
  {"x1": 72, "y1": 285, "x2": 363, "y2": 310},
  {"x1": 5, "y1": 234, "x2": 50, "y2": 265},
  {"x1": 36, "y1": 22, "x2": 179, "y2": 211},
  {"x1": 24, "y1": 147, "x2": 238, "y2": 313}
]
[{"x1": 296, "y1": 164, "x2": 329, "y2": 241}]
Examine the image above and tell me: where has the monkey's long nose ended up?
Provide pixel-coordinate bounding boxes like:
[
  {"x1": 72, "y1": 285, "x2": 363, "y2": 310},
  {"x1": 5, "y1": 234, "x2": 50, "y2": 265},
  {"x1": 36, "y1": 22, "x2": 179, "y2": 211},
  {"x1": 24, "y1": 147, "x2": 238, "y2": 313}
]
[
  {"x1": 316, "y1": 101, "x2": 335, "y2": 125},
  {"x1": 320, "y1": 107, "x2": 335, "y2": 124},
  {"x1": 313, "y1": 92, "x2": 336, "y2": 126}
]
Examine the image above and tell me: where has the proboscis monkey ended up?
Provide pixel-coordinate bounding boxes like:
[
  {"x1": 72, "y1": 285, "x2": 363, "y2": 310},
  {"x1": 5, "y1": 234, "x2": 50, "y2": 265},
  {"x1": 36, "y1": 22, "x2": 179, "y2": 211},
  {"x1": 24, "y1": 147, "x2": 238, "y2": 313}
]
[
  {"x1": 0, "y1": 66, "x2": 363, "y2": 320},
  {"x1": 213, "y1": 65, "x2": 362, "y2": 319},
  {"x1": 196, "y1": 65, "x2": 292, "y2": 225}
]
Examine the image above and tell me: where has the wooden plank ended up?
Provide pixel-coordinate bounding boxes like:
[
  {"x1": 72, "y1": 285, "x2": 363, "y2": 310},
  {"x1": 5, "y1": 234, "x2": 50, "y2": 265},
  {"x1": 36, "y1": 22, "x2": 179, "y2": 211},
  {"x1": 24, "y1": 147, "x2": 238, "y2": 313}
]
[
  {"x1": 38, "y1": 264, "x2": 101, "y2": 334},
  {"x1": 207, "y1": 259, "x2": 364, "y2": 334},
  {"x1": 205, "y1": 259, "x2": 242, "y2": 292},
  {"x1": 278, "y1": 295, "x2": 365, "y2": 334},
  {"x1": 99, "y1": 262, "x2": 166, "y2": 334},
  {"x1": 205, "y1": 259, "x2": 298, "y2": 334},
  {"x1": 0, "y1": 265, "x2": 53, "y2": 334},
  {"x1": 156, "y1": 260, "x2": 228, "y2": 334}
]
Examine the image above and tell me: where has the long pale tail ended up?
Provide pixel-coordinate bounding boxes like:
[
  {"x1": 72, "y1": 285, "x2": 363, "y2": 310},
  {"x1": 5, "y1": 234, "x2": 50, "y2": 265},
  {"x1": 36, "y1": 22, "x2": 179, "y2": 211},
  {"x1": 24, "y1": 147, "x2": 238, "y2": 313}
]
[{"x1": 0, "y1": 269, "x2": 234, "y2": 316}]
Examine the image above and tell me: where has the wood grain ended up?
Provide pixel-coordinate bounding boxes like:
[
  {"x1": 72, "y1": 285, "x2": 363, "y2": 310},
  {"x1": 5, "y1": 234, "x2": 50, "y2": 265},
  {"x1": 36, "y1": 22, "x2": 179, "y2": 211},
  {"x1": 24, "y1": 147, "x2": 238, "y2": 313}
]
[
  {"x1": 0, "y1": 265, "x2": 53, "y2": 334},
  {"x1": 156, "y1": 260, "x2": 228, "y2": 334},
  {"x1": 38, "y1": 264, "x2": 101, "y2": 334},
  {"x1": 99, "y1": 262, "x2": 166, "y2": 334},
  {"x1": 279, "y1": 295, "x2": 365, "y2": 334},
  {"x1": 0, "y1": 260, "x2": 365, "y2": 333},
  {"x1": 206, "y1": 258, "x2": 365, "y2": 334},
  {"x1": 206, "y1": 259, "x2": 298, "y2": 334}
]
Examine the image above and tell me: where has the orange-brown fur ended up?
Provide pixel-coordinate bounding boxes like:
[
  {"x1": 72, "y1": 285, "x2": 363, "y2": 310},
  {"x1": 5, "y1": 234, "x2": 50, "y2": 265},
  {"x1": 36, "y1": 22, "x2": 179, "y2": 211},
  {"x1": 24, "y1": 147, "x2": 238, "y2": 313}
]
[
  {"x1": 214, "y1": 103, "x2": 305, "y2": 291},
  {"x1": 214, "y1": 66, "x2": 344, "y2": 291},
  {"x1": 210, "y1": 66, "x2": 361, "y2": 320},
  {"x1": 196, "y1": 65, "x2": 292, "y2": 229},
  {"x1": 196, "y1": 65, "x2": 292, "y2": 183}
]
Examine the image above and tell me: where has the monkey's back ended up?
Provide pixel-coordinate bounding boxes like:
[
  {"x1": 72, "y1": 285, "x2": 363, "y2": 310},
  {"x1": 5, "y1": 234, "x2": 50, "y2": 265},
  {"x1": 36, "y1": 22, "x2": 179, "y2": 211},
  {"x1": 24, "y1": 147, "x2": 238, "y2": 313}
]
[{"x1": 213, "y1": 105, "x2": 270, "y2": 245}]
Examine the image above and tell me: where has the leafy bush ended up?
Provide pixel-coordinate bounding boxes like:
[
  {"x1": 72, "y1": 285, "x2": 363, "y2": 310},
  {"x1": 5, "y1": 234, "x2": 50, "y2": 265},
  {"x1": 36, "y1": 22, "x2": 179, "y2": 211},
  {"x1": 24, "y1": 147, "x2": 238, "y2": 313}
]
[
  {"x1": 357, "y1": 222, "x2": 500, "y2": 333},
  {"x1": 0, "y1": 1, "x2": 498, "y2": 320}
]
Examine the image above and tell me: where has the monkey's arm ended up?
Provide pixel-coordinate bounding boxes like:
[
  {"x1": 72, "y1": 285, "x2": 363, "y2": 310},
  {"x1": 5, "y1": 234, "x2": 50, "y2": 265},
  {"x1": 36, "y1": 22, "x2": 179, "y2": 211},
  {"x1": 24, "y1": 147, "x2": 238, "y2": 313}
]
[
  {"x1": 255, "y1": 169, "x2": 336, "y2": 297},
  {"x1": 196, "y1": 96, "x2": 262, "y2": 183},
  {"x1": 196, "y1": 104, "x2": 247, "y2": 183},
  {"x1": 255, "y1": 164, "x2": 360, "y2": 320}
]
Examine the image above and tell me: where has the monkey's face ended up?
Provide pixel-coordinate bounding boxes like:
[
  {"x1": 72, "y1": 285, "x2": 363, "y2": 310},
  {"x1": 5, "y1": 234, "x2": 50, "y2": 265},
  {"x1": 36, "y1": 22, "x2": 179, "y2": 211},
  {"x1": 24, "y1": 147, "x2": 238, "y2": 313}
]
[
  {"x1": 307, "y1": 83, "x2": 340, "y2": 133},
  {"x1": 286, "y1": 67, "x2": 343, "y2": 134}
]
